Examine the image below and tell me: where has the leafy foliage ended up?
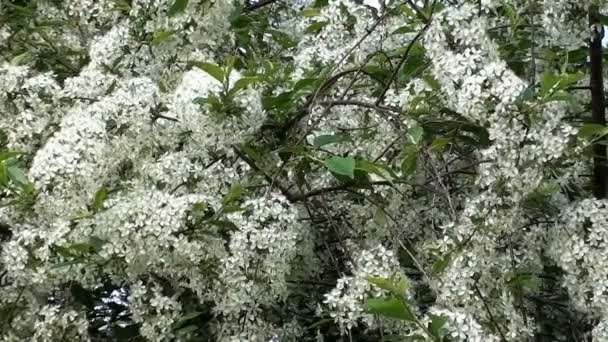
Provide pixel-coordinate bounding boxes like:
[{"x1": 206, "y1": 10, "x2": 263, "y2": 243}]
[{"x1": 0, "y1": 0, "x2": 607, "y2": 341}]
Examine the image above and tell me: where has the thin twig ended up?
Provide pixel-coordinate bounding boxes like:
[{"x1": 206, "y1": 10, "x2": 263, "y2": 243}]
[
  {"x1": 406, "y1": 0, "x2": 429, "y2": 22},
  {"x1": 375, "y1": 17, "x2": 433, "y2": 105},
  {"x1": 292, "y1": 179, "x2": 439, "y2": 202},
  {"x1": 473, "y1": 281, "x2": 508, "y2": 342},
  {"x1": 245, "y1": 0, "x2": 278, "y2": 11}
]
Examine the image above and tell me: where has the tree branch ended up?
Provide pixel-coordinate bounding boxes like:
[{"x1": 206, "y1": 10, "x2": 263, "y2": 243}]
[
  {"x1": 589, "y1": 5, "x2": 608, "y2": 198},
  {"x1": 473, "y1": 281, "x2": 508, "y2": 342},
  {"x1": 375, "y1": 22, "x2": 431, "y2": 105},
  {"x1": 232, "y1": 145, "x2": 298, "y2": 201},
  {"x1": 245, "y1": 0, "x2": 279, "y2": 11}
]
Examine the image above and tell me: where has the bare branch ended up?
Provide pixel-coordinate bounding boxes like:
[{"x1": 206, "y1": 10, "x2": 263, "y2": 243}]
[{"x1": 245, "y1": 0, "x2": 279, "y2": 11}]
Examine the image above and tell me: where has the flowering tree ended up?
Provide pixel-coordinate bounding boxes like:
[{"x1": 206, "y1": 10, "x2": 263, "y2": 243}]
[{"x1": 1, "y1": 0, "x2": 608, "y2": 340}]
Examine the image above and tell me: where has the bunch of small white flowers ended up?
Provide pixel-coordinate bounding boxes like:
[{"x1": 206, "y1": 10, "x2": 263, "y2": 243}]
[
  {"x1": 323, "y1": 244, "x2": 404, "y2": 332},
  {"x1": 429, "y1": 307, "x2": 500, "y2": 342},
  {"x1": 27, "y1": 108, "x2": 110, "y2": 221},
  {"x1": 168, "y1": 67, "x2": 266, "y2": 159},
  {"x1": 31, "y1": 305, "x2": 90, "y2": 342},
  {"x1": 0, "y1": 64, "x2": 61, "y2": 152},
  {"x1": 90, "y1": 189, "x2": 214, "y2": 282},
  {"x1": 129, "y1": 281, "x2": 182, "y2": 342},
  {"x1": 550, "y1": 199, "x2": 608, "y2": 316},
  {"x1": 214, "y1": 193, "x2": 303, "y2": 340}
]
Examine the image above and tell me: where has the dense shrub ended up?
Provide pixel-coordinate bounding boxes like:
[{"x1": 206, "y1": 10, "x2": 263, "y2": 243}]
[{"x1": 1, "y1": 0, "x2": 608, "y2": 341}]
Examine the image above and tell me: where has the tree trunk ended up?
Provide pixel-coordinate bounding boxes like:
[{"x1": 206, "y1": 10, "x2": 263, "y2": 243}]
[{"x1": 589, "y1": 5, "x2": 607, "y2": 199}]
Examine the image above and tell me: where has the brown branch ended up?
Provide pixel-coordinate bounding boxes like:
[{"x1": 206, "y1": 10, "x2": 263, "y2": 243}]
[
  {"x1": 245, "y1": 0, "x2": 279, "y2": 11},
  {"x1": 318, "y1": 100, "x2": 400, "y2": 114},
  {"x1": 151, "y1": 113, "x2": 179, "y2": 122},
  {"x1": 280, "y1": 67, "x2": 388, "y2": 134},
  {"x1": 406, "y1": 0, "x2": 429, "y2": 22},
  {"x1": 292, "y1": 176, "x2": 448, "y2": 202},
  {"x1": 473, "y1": 281, "x2": 508, "y2": 342},
  {"x1": 286, "y1": 158, "x2": 487, "y2": 203},
  {"x1": 232, "y1": 146, "x2": 298, "y2": 201},
  {"x1": 375, "y1": 19, "x2": 432, "y2": 105}
]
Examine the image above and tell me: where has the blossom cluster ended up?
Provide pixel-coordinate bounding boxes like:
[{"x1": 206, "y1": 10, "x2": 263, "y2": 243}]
[{"x1": 0, "y1": 0, "x2": 606, "y2": 341}]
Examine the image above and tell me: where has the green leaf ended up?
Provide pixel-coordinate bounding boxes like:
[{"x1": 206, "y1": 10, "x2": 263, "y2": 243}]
[
  {"x1": 423, "y1": 75, "x2": 441, "y2": 91},
  {"x1": 0, "y1": 151, "x2": 23, "y2": 162},
  {"x1": 560, "y1": 72, "x2": 585, "y2": 88},
  {"x1": 523, "y1": 181, "x2": 560, "y2": 211},
  {"x1": 194, "y1": 94, "x2": 223, "y2": 112},
  {"x1": 232, "y1": 14, "x2": 255, "y2": 29},
  {"x1": 300, "y1": 7, "x2": 321, "y2": 17},
  {"x1": 110, "y1": 0, "x2": 132, "y2": 13},
  {"x1": 544, "y1": 92, "x2": 573, "y2": 103},
  {"x1": 56, "y1": 240, "x2": 100, "y2": 258},
  {"x1": 324, "y1": 156, "x2": 355, "y2": 179},
  {"x1": 269, "y1": 29, "x2": 296, "y2": 49},
  {"x1": 373, "y1": 208, "x2": 387, "y2": 226},
  {"x1": 429, "y1": 137, "x2": 450, "y2": 153},
  {"x1": 0, "y1": 163, "x2": 8, "y2": 187},
  {"x1": 432, "y1": 253, "x2": 451, "y2": 275},
  {"x1": 221, "y1": 203, "x2": 242, "y2": 214},
  {"x1": 367, "y1": 276, "x2": 394, "y2": 292},
  {"x1": 313, "y1": 0, "x2": 329, "y2": 7},
  {"x1": 10, "y1": 51, "x2": 32, "y2": 66},
  {"x1": 262, "y1": 91, "x2": 293, "y2": 110},
  {"x1": 223, "y1": 183, "x2": 243, "y2": 205},
  {"x1": 208, "y1": 220, "x2": 238, "y2": 231},
  {"x1": 239, "y1": 144, "x2": 266, "y2": 165},
  {"x1": 401, "y1": 145, "x2": 418, "y2": 176},
  {"x1": 540, "y1": 71, "x2": 584, "y2": 98},
  {"x1": 506, "y1": 273, "x2": 540, "y2": 291},
  {"x1": 168, "y1": 0, "x2": 189, "y2": 17},
  {"x1": 225, "y1": 55, "x2": 237, "y2": 76},
  {"x1": 392, "y1": 25, "x2": 415, "y2": 35},
  {"x1": 399, "y1": 55, "x2": 426, "y2": 83},
  {"x1": 228, "y1": 77, "x2": 258, "y2": 97},
  {"x1": 174, "y1": 311, "x2": 204, "y2": 329},
  {"x1": 366, "y1": 297, "x2": 416, "y2": 321},
  {"x1": 367, "y1": 274, "x2": 409, "y2": 297},
  {"x1": 68, "y1": 242, "x2": 95, "y2": 255},
  {"x1": 355, "y1": 160, "x2": 394, "y2": 181},
  {"x1": 407, "y1": 126, "x2": 424, "y2": 145},
  {"x1": 578, "y1": 123, "x2": 608, "y2": 141},
  {"x1": 7, "y1": 166, "x2": 28, "y2": 186},
  {"x1": 92, "y1": 186, "x2": 108, "y2": 213},
  {"x1": 364, "y1": 65, "x2": 391, "y2": 83},
  {"x1": 152, "y1": 30, "x2": 175, "y2": 46},
  {"x1": 313, "y1": 134, "x2": 347, "y2": 148},
  {"x1": 293, "y1": 78, "x2": 317, "y2": 92},
  {"x1": 175, "y1": 324, "x2": 197, "y2": 336},
  {"x1": 278, "y1": 145, "x2": 310, "y2": 161},
  {"x1": 89, "y1": 237, "x2": 106, "y2": 252},
  {"x1": 191, "y1": 202, "x2": 214, "y2": 221},
  {"x1": 192, "y1": 62, "x2": 225, "y2": 83},
  {"x1": 305, "y1": 21, "x2": 329, "y2": 34},
  {"x1": 428, "y1": 314, "x2": 449, "y2": 338}
]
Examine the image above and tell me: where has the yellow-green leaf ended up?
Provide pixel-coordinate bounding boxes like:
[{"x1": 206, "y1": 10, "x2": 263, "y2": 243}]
[
  {"x1": 192, "y1": 62, "x2": 225, "y2": 83},
  {"x1": 366, "y1": 297, "x2": 416, "y2": 321},
  {"x1": 300, "y1": 7, "x2": 321, "y2": 17},
  {"x1": 168, "y1": 0, "x2": 189, "y2": 17},
  {"x1": 401, "y1": 145, "x2": 418, "y2": 176},
  {"x1": 325, "y1": 156, "x2": 355, "y2": 179}
]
